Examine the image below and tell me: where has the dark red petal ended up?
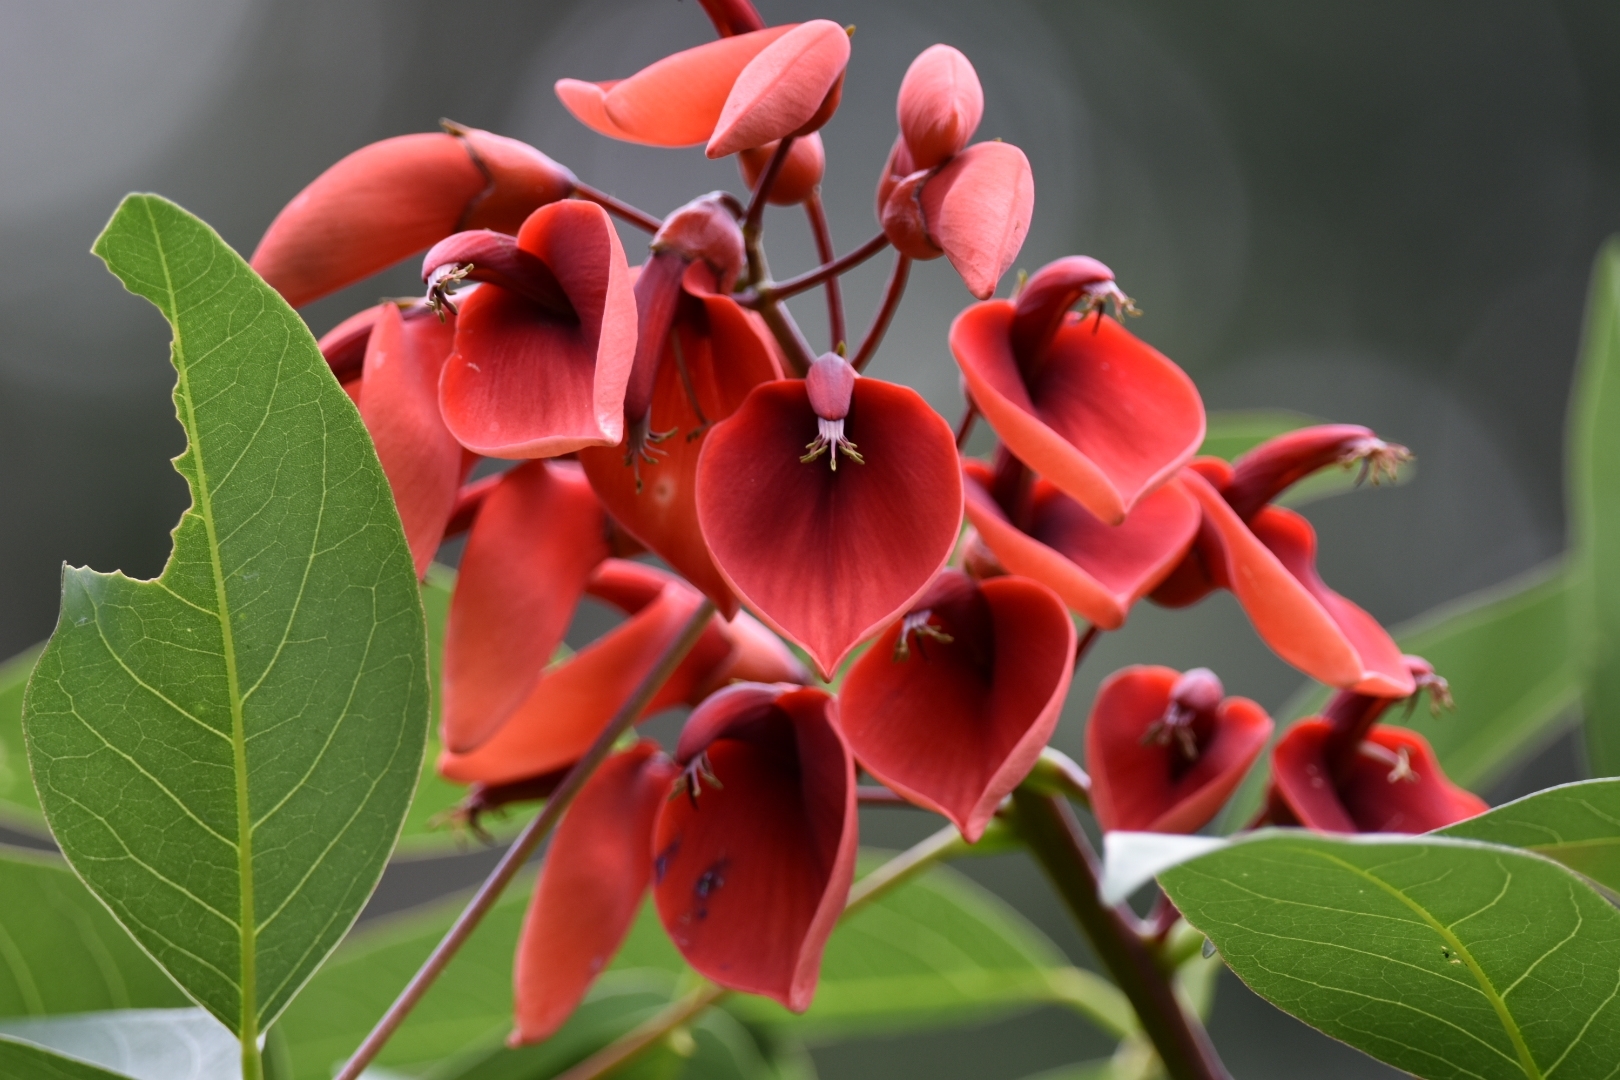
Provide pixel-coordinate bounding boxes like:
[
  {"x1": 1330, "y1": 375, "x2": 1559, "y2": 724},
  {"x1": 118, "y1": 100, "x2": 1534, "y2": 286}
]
[
  {"x1": 919, "y1": 142, "x2": 1034, "y2": 299},
  {"x1": 707, "y1": 21, "x2": 851, "y2": 158},
  {"x1": 696, "y1": 379, "x2": 964, "y2": 678},
  {"x1": 441, "y1": 461, "x2": 608, "y2": 753},
  {"x1": 440, "y1": 201, "x2": 637, "y2": 457},
  {"x1": 422, "y1": 230, "x2": 571, "y2": 315},
  {"x1": 897, "y1": 45, "x2": 984, "y2": 169},
  {"x1": 739, "y1": 134, "x2": 826, "y2": 206},
  {"x1": 1271, "y1": 721, "x2": 1485, "y2": 834},
  {"x1": 1085, "y1": 666, "x2": 1273, "y2": 834},
  {"x1": 653, "y1": 686, "x2": 857, "y2": 1011},
  {"x1": 1008, "y1": 255, "x2": 1118, "y2": 364},
  {"x1": 839, "y1": 571, "x2": 1074, "y2": 840},
  {"x1": 512, "y1": 742, "x2": 679, "y2": 1043},
  {"x1": 580, "y1": 285, "x2": 782, "y2": 617},
  {"x1": 357, "y1": 303, "x2": 465, "y2": 577},
  {"x1": 952, "y1": 302, "x2": 1204, "y2": 523},
  {"x1": 963, "y1": 460, "x2": 1198, "y2": 629}
]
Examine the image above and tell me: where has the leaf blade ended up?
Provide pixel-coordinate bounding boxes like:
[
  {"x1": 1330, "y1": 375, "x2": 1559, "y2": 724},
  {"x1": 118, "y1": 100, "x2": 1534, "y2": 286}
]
[{"x1": 1440, "y1": 777, "x2": 1620, "y2": 894}]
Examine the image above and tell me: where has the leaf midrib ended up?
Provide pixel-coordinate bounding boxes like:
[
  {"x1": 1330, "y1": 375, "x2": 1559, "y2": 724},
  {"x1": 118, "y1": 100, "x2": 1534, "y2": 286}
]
[{"x1": 145, "y1": 200, "x2": 259, "y2": 1054}]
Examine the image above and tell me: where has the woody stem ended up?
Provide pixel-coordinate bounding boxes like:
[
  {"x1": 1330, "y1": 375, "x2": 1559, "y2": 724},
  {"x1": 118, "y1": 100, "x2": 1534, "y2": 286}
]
[
  {"x1": 750, "y1": 230, "x2": 889, "y2": 307},
  {"x1": 851, "y1": 253, "x2": 912, "y2": 372},
  {"x1": 1011, "y1": 790, "x2": 1231, "y2": 1080},
  {"x1": 572, "y1": 181, "x2": 663, "y2": 233},
  {"x1": 555, "y1": 824, "x2": 971, "y2": 1080},
  {"x1": 805, "y1": 193, "x2": 846, "y2": 350},
  {"x1": 332, "y1": 599, "x2": 717, "y2": 1080},
  {"x1": 743, "y1": 136, "x2": 796, "y2": 268}
]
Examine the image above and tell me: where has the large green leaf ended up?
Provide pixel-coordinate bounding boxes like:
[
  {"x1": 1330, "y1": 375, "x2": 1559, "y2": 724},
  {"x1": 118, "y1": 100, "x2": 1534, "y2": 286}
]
[
  {"x1": 22, "y1": 196, "x2": 429, "y2": 1046},
  {"x1": 1569, "y1": 237, "x2": 1620, "y2": 776},
  {"x1": 0, "y1": 645, "x2": 45, "y2": 833},
  {"x1": 1155, "y1": 831, "x2": 1620, "y2": 1079},
  {"x1": 1440, "y1": 777, "x2": 1620, "y2": 894},
  {"x1": 0, "y1": 1009, "x2": 238, "y2": 1080},
  {"x1": 0, "y1": 1036, "x2": 132, "y2": 1080},
  {"x1": 0, "y1": 847, "x2": 187, "y2": 1017}
]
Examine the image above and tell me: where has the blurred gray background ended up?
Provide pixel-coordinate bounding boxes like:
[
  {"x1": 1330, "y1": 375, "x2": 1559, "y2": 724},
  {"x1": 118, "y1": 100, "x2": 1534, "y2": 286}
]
[{"x1": 4, "y1": 0, "x2": 1619, "y2": 1076}]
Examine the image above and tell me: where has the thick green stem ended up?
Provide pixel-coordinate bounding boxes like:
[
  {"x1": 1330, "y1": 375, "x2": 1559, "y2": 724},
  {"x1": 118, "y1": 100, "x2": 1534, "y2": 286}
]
[{"x1": 1011, "y1": 790, "x2": 1230, "y2": 1080}]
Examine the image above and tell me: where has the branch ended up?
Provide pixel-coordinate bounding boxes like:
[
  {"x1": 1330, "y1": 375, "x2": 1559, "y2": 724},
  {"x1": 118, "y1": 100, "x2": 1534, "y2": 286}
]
[
  {"x1": 851, "y1": 253, "x2": 912, "y2": 372},
  {"x1": 746, "y1": 231, "x2": 889, "y2": 306},
  {"x1": 805, "y1": 195, "x2": 848, "y2": 349}
]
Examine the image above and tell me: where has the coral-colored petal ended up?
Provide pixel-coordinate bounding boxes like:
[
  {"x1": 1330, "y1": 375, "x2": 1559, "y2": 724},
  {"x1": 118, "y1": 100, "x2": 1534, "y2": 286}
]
[
  {"x1": 1222, "y1": 424, "x2": 1406, "y2": 520},
  {"x1": 739, "y1": 133, "x2": 826, "y2": 205},
  {"x1": 840, "y1": 572, "x2": 1074, "y2": 840},
  {"x1": 707, "y1": 21, "x2": 850, "y2": 157},
  {"x1": 653, "y1": 686, "x2": 857, "y2": 1011},
  {"x1": 440, "y1": 201, "x2": 636, "y2": 457},
  {"x1": 920, "y1": 142, "x2": 1034, "y2": 299},
  {"x1": 441, "y1": 461, "x2": 608, "y2": 753},
  {"x1": 953, "y1": 303, "x2": 1205, "y2": 522},
  {"x1": 696, "y1": 379, "x2": 963, "y2": 678},
  {"x1": 1272, "y1": 721, "x2": 1485, "y2": 833},
  {"x1": 554, "y1": 79, "x2": 633, "y2": 140},
  {"x1": 1085, "y1": 667, "x2": 1273, "y2": 834},
  {"x1": 358, "y1": 304, "x2": 465, "y2": 577},
  {"x1": 897, "y1": 44, "x2": 984, "y2": 169},
  {"x1": 317, "y1": 305, "x2": 384, "y2": 385},
  {"x1": 512, "y1": 742, "x2": 676, "y2": 1043},
  {"x1": 453, "y1": 126, "x2": 577, "y2": 234},
  {"x1": 252, "y1": 133, "x2": 485, "y2": 308},
  {"x1": 962, "y1": 461, "x2": 1198, "y2": 629}
]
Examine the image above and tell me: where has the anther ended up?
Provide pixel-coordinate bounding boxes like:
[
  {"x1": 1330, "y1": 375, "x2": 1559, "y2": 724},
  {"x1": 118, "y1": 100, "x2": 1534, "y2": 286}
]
[
  {"x1": 893, "y1": 609, "x2": 954, "y2": 661},
  {"x1": 669, "y1": 751, "x2": 723, "y2": 808}
]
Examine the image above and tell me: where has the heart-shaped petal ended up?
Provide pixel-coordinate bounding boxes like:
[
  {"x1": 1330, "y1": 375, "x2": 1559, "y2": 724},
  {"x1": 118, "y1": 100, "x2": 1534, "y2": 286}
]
[
  {"x1": 696, "y1": 378, "x2": 963, "y2": 678},
  {"x1": 707, "y1": 20, "x2": 850, "y2": 158},
  {"x1": 920, "y1": 142, "x2": 1034, "y2": 299},
  {"x1": 839, "y1": 570, "x2": 1074, "y2": 840}
]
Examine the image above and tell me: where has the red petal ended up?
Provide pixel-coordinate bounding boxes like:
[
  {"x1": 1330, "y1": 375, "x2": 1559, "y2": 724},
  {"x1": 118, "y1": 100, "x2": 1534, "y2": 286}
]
[
  {"x1": 580, "y1": 283, "x2": 781, "y2": 617},
  {"x1": 696, "y1": 379, "x2": 964, "y2": 678},
  {"x1": 453, "y1": 126, "x2": 577, "y2": 235},
  {"x1": 441, "y1": 461, "x2": 608, "y2": 753},
  {"x1": 839, "y1": 572, "x2": 1074, "y2": 840},
  {"x1": 317, "y1": 305, "x2": 384, "y2": 384},
  {"x1": 897, "y1": 45, "x2": 984, "y2": 169},
  {"x1": 1223, "y1": 424, "x2": 1406, "y2": 520},
  {"x1": 440, "y1": 201, "x2": 637, "y2": 457},
  {"x1": 653, "y1": 685, "x2": 857, "y2": 1011},
  {"x1": 251, "y1": 133, "x2": 486, "y2": 308},
  {"x1": 1271, "y1": 721, "x2": 1485, "y2": 833},
  {"x1": 512, "y1": 742, "x2": 678, "y2": 1043},
  {"x1": 357, "y1": 304, "x2": 465, "y2": 577},
  {"x1": 954, "y1": 304, "x2": 1204, "y2": 522},
  {"x1": 738, "y1": 134, "x2": 826, "y2": 206},
  {"x1": 708, "y1": 21, "x2": 851, "y2": 157},
  {"x1": 920, "y1": 142, "x2": 1034, "y2": 299},
  {"x1": 963, "y1": 460, "x2": 1198, "y2": 629},
  {"x1": 1085, "y1": 666, "x2": 1273, "y2": 834}
]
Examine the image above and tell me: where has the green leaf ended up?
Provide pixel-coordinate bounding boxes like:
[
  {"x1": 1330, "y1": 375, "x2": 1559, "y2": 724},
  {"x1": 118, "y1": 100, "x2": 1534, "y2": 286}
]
[
  {"x1": 1198, "y1": 410, "x2": 1411, "y2": 508},
  {"x1": 1014, "y1": 1061, "x2": 1116, "y2": 1080},
  {"x1": 0, "y1": 1009, "x2": 238, "y2": 1080},
  {"x1": 0, "y1": 645, "x2": 46, "y2": 833},
  {"x1": 0, "y1": 1036, "x2": 133, "y2": 1080},
  {"x1": 0, "y1": 846, "x2": 187, "y2": 1018},
  {"x1": 21, "y1": 196, "x2": 429, "y2": 1046},
  {"x1": 1155, "y1": 830, "x2": 1620, "y2": 1079},
  {"x1": 1569, "y1": 237, "x2": 1620, "y2": 776},
  {"x1": 1440, "y1": 777, "x2": 1620, "y2": 894}
]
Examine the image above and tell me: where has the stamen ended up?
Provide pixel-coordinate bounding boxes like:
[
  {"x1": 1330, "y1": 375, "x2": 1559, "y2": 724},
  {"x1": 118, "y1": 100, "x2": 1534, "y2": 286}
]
[
  {"x1": 625, "y1": 414, "x2": 678, "y2": 493},
  {"x1": 1402, "y1": 668, "x2": 1454, "y2": 719},
  {"x1": 800, "y1": 417, "x2": 865, "y2": 470},
  {"x1": 1141, "y1": 702, "x2": 1201, "y2": 761},
  {"x1": 668, "y1": 751, "x2": 723, "y2": 808},
  {"x1": 425, "y1": 263, "x2": 472, "y2": 319},
  {"x1": 1341, "y1": 438, "x2": 1412, "y2": 488},
  {"x1": 1083, "y1": 280, "x2": 1140, "y2": 331},
  {"x1": 1357, "y1": 741, "x2": 1419, "y2": 783},
  {"x1": 893, "y1": 609, "x2": 954, "y2": 661}
]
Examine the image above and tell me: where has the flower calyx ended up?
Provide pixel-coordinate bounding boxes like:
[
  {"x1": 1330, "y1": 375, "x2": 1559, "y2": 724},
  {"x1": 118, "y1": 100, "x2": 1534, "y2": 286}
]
[{"x1": 801, "y1": 352, "x2": 864, "y2": 470}]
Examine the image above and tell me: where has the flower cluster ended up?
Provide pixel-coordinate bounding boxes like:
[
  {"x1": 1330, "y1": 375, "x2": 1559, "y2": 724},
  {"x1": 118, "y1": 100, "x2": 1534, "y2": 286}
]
[{"x1": 253, "y1": 0, "x2": 1483, "y2": 1046}]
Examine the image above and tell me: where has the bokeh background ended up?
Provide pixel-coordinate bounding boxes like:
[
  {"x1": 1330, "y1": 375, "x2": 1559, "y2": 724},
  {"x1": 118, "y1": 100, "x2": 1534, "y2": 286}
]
[{"x1": 5, "y1": 0, "x2": 1620, "y2": 1076}]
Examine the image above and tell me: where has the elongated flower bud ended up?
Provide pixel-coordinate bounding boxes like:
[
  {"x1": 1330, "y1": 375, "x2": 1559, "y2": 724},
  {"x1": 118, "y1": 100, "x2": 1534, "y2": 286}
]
[{"x1": 897, "y1": 45, "x2": 984, "y2": 169}]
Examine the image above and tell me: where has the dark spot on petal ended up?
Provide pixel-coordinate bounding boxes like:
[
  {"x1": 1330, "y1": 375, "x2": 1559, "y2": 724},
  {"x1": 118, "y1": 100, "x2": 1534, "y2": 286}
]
[
  {"x1": 654, "y1": 839, "x2": 680, "y2": 884},
  {"x1": 694, "y1": 859, "x2": 727, "y2": 900}
]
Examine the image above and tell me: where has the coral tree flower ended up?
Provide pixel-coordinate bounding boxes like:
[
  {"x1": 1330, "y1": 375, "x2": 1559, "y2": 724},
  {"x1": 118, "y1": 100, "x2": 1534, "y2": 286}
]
[
  {"x1": 433, "y1": 200, "x2": 638, "y2": 458},
  {"x1": 1154, "y1": 426, "x2": 1416, "y2": 696},
  {"x1": 839, "y1": 570, "x2": 1075, "y2": 840},
  {"x1": 652, "y1": 684, "x2": 858, "y2": 1011},
  {"x1": 696, "y1": 353, "x2": 964, "y2": 678},
  {"x1": 252, "y1": 123, "x2": 577, "y2": 308},
  {"x1": 1086, "y1": 666, "x2": 1273, "y2": 834},
  {"x1": 953, "y1": 257, "x2": 1205, "y2": 523},
  {"x1": 1266, "y1": 656, "x2": 1485, "y2": 833},
  {"x1": 555, "y1": 21, "x2": 849, "y2": 158}
]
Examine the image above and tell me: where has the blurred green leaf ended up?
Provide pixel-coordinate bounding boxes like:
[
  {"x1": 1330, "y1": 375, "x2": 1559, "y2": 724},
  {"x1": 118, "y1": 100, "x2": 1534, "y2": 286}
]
[
  {"x1": 0, "y1": 644, "x2": 45, "y2": 833},
  {"x1": 1157, "y1": 830, "x2": 1620, "y2": 1079},
  {"x1": 1015, "y1": 1061, "x2": 1116, "y2": 1080},
  {"x1": 1569, "y1": 237, "x2": 1620, "y2": 776},
  {"x1": 1440, "y1": 777, "x2": 1620, "y2": 893},
  {"x1": 0, "y1": 1009, "x2": 238, "y2": 1080},
  {"x1": 1198, "y1": 410, "x2": 1411, "y2": 508},
  {"x1": 0, "y1": 1036, "x2": 133, "y2": 1080},
  {"x1": 23, "y1": 195, "x2": 429, "y2": 1042},
  {"x1": 0, "y1": 846, "x2": 187, "y2": 1018}
]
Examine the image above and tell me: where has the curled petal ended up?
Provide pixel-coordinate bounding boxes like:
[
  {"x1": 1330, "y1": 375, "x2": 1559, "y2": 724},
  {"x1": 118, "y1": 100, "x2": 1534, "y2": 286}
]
[
  {"x1": 1085, "y1": 666, "x2": 1273, "y2": 834},
  {"x1": 317, "y1": 304, "x2": 387, "y2": 385},
  {"x1": 453, "y1": 125, "x2": 578, "y2": 235},
  {"x1": 707, "y1": 21, "x2": 851, "y2": 158},
  {"x1": 897, "y1": 44, "x2": 984, "y2": 169},
  {"x1": 422, "y1": 230, "x2": 571, "y2": 315},
  {"x1": 358, "y1": 303, "x2": 466, "y2": 576},
  {"x1": 953, "y1": 302, "x2": 1205, "y2": 523},
  {"x1": 1008, "y1": 255, "x2": 1121, "y2": 364},
  {"x1": 739, "y1": 134, "x2": 826, "y2": 206},
  {"x1": 1222, "y1": 424, "x2": 1411, "y2": 520},
  {"x1": 654, "y1": 685, "x2": 857, "y2": 1011},
  {"x1": 512, "y1": 742, "x2": 679, "y2": 1044},
  {"x1": 696, "y1": 378, "x2": 964, "y2": 678},
  {"x1": 963, "y1": 461, "x2": 1199, "y2": 629},
  {"x1": 880, "y1": 171, "x2": 944, "y2": 261},
  {"x1": 1270, "y1": 721, "x2": 1486, "y2": 833},
  {"x1": 840, "y1": 571, "x2": 1074, "y2": 840},
  {"x1": 441, "y1": 461, "x2": 608, "y2": 753},
  {"x1": 440, "y1": 201, "x2": 637, "y2": 457},
  {"x1": 556, "y1": 26, "x2": 797, "y2": 147},
  {"x1": 920, "y1": 142, "x2": 1034, "y2": 299},
  {"x1": 1182, "y1": 471, "x2": 1414, "y2": 696}
]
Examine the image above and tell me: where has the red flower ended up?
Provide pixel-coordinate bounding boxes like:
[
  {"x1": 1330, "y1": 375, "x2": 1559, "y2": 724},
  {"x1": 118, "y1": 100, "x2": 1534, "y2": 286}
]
[
  {"x1": 1269, "y1": 722, "x2": 1485, "y2": 833},
  {"x1": 433, "y1": 201, "x2": 638, "y2": 458},
  {"x1": 952, "y1": 257, "x2": 1205, "y2": 523},
  {"x1": 839, "y1": 570, "x2": 1074, "y2": 840},
  {"x1": 652, "y1": 683, "x2": 858, "y2": 1011},
  {"x1": 1086, "y1": 666, "x2": 1273, "y2": 834},
  {"x1": 695, "y1": 354, "x2": 964, "y2": 678},
  {"x1": 252, "y1": 123, "x2": 576, "y2": 308},
  {"x1": 895, "y1": 45, "x2": 984, "y2": 170}
]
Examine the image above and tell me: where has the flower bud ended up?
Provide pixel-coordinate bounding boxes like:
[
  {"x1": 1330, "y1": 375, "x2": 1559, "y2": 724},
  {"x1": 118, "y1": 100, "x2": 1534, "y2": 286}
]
[
  {"x1": 805, "y1": 352, "x2": 857, "y2": 421},
  {"x1": 651, "y1": 192, "x2": 747, "y2": 291},
  {"x1": 738, "y1": 133, "x2": 826, "y2": 205},
  {"x1": 897, "y1": 45, "x2": 984, "y2": 169},
  {"x1": 707, "y1": 21, "x2": 851, "y2": 158}
]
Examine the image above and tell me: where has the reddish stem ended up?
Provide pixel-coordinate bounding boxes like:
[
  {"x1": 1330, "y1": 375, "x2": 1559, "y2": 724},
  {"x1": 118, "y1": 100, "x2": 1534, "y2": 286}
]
[
  {"x1": 697, "y1": 0, "x2": 765, "y2": 35},
  {"x1": 805, "y1": 194, "x2": 847, "y2": 350},
  {"x1": 764, "y1": 230, "x2": 888, "y2": 307},
  {"x1": 1074, "y1": 625, "x2": 1102, "y2": 671},
  {"x1": 856, "y1": 784, "x2": 913, "y2": 806},
  {"x1": 743, "y1": 136, "x2": 795, "y2": 244},
  {"x1": 954, "y1": 400, "x2": 979, "y2": 449},
  {"x1": 851, "y1": 254, "x2": 912, "y2": 372},
  {"x1": 573, "y1": 181, "x2": 663, "y2": 234}
]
